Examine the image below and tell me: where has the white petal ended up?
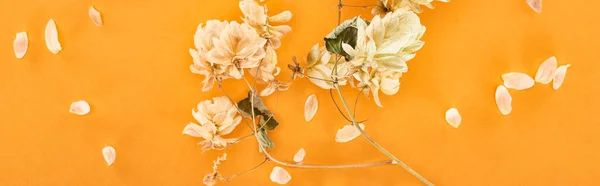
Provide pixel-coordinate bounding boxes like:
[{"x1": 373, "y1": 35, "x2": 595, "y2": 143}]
[
  {"x1": 102, "y1": 146, "x2": 116, "y2": 166},
  {"x1": 526, "y1": 0, "x2": 542, "y2": 13},
  {"x1": 535, "y1": 56, "x2": 557, "y2": 84},
  {"x1": 269, "y1": 11, "x2": 292, "y2": 23},
  {"x1": 335, "y1": 124, "x2": 365, "y2": 143},
  {"x1": 445, "y1": 108, "x2": 461, "y2": 128},
  {"x1": 88, "y1": 6, "x2": 103, "y2": 27},
  {"x1": 495, "y1": 85, "x2": 512, "y2": 115},
  {"x1": 69, "y1": 100, "x2": 91, "y2": 115},
  {"x1": 13, "y1": 32, "x2": 28, "y2": 59},
  {"x1": 304, "y1": 94, "x2": 318, "y2": 122},
  {"x1": 45, "y1": 19, "x2": 62, "y2": 54},
  {"x1": 293, "y1": 148, "x2": 306, "y2": 163},
  {"x1": 553, "y1": 64, "x2": 571, "y2": 90},
  {"x1": 502, "y1": 72, "x2": 535, "y2": 90},
  {"x1": 269, "y1": 166, "x2": 292, "y2": 184}
]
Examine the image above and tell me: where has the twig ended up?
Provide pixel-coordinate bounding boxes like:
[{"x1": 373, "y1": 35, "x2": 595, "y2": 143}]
[
  {"x1": 342, "y1": 4, "x2": 378, "y2": 9},
  {"x1": 217, "y1": 80, "x2": 254, "y2": 131},
  {"x1": 223, "y1": 158, "x2": 269, "y2": 182},
  {"x1": 330, "y1": 89, "x2": 352, "y2": 122},
  {"x1": 334, "y1": 84, "x2": 434, "y2": 186}
]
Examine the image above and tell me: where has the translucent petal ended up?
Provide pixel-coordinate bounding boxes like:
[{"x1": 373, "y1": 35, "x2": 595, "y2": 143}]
[
  {"x1": 293, "y1": 148, "x2": 306, "y2": 163},
  {"x1": 88, "y1": 6, "x2": 103, "y2": 27},
  {"x1": 445, "y1": 108, "x2": 461, "y2": 128},
  {"x1": 13, "y1": 32, "x2": 28, "y2": 59},
  {"x1": 269, "y1": 166, "x2": 292, "y2": 184},
  {"x1": 553, "y1": 64, "x2": 571, "y2": 90},
  {"x1": 69, "y1": 100, "x2": 91, "y2": 115},
  {"x1": 495, "y1": 85, "x2": 512, "y2": 115},
  {"x1": 526, "y1": 0, "x2": 542, "y2": 13},
  {"x1": 335, "y1": 124, "x2": 365, "y2": 143},
  {"x1": 304, "y1": 94, "x2": 318, "y2": 122},
  {"x1": 45, "y1": 19, "x2": 62, "y2": 54},
  {"x1": 102, "y1": 146, "x2": 116, "y2": 166},
  {"x1": 502, "y1": 72, "x2": 535, "y2": 90},
  {"x1": 535, "y1": 56, "x2": 557, "y2": 84}
]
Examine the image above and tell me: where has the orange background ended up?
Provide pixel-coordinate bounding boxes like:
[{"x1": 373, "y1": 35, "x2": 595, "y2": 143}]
[{"x1": 1, "y1": 0, "x2": 599, "y2": 185}]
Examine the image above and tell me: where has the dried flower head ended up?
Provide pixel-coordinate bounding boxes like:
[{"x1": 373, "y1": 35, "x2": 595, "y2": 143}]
[
  {"x1": 183, "y1": 97, "x2": 242, "y2": 150},
  {"x1": 207, "y1": 21, "x2": 268, "y2": 79},
  {"x1": 239, "y1": 0, "x2": 292, "y2": 49},
  {"x1": 339, "y1": 9, "x2": 424, "y2": 107},
  {"x1": 304, "y1": 44, "x2": 349, "y2": 89}
]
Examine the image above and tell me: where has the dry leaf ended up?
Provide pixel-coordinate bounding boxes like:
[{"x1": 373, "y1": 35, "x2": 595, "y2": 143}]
[
  {"x1": 502, "y1": 72, "x2": 535, "y2": 90},
  {"x1": 13, "y1": 32, "x2": 28, "y2": 59},
  {"x1": 445, "y1": 108, "x2": 461, "y2": 128},
  {"x1": 45, "y1": 19, "x2": 62, "y2": 54},
  {"x1": 526, "y1": 0, "x2": 542, "y2": 13},
  {"x1": 102, "y1": 146, "x2": 116, "y2": 166},
  {"x1": 304, "y1": 94, "x2": 318, "y2": 122},
  {"x1": 535, "y1": 56, "x2": 557, "y2": 84},
  {"x1": 293, "y1": 148, "x2": 306, "y2": 163},
  {"x1": 69, "y1": 100, "x2": 91, "y2": 115},
  {"x1": 495, "y1": 85, "x2": 512, "y2": 115},
  {"x1": 269, "y1": 166, "x2": 291, "y2": 184},
  {"x1": 553, "y1": 64, "x2": 571, "y2": 90},
  {"x1": 335, "y1": 124, "x2": 365, "y2": 143},
  {"x1": 89, "y1": 6, "x2": 103, "y2": 27}
]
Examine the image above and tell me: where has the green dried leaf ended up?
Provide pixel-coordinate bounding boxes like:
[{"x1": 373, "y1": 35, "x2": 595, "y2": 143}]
[
  {"x1": 257, "y1": 129, "x2": 274, "y2": 152},
  {"x1": 237, "y1": 91, "x2": 279, "y2": 130},
  {"x1": 324, "y1": 17, "x2": 360, "y2": 61}
]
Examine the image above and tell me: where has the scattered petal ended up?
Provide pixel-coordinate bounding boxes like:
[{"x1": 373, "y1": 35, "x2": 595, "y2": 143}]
[
  {"x1": 88, "y1": 6, "x2": 103, "y2": 27},
  {"x1": 304, "y1": 94, "x2": 318, "y2": 122},
  {"x1": 553, "y1": 64, "x2": 571, "y2": 90},
  {"x1": 269, "y1": 166, "x2": 292, "y2": 184},
  {"x1": 45, "y1": 19, "x2": 62, "y2": 54},
  {"x1": 102, "y1": 146, "x2": 116, "y2": 166},
  {"x1": 445, "y1": 108, "x2": 462, "y2": 128},
  {"x1": 535, "y1": 56, "x2": 557, "y2": 84},
  {"x1": 69, "y1": 100, "x2": 91, "y2": 115},
  {"x1": 293, "y1": 148, "x2": 306, "y2": 163},
  {"x1": 502, "y1": 72, "x2": 535, "y2": 90},
  {"x1": 526, "y1": 0, "x2": 542, "y2": 13},
  {"x1": 495, "y1": 85, "x2": 512, "y2": 115},
  {"x1": 13, "y1": 32, "x2": 28, "y2": 59},
  {"x1": 335, "y1": 124, "x2": 365, "y2": 143}
]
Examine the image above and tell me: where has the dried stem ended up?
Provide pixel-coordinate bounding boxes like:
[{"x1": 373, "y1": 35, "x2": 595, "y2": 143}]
[
  {"x1": 223, "y1": 157, "x2": 269, "y2": 182},
  {"x1": 342, "y1": 4, "x2": 378, "y2": 8}
]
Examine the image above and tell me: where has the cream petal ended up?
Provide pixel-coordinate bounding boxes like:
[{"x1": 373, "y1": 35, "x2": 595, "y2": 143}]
[
  {"x1": 526, "y1": 0, "x2": 542, "y2": 13},
  {"x1": 553, "y1": 64, "x2": 571, "y2": 90},
  {"x1": 270, "y1": 166, "x2": 292, "y2": 184},
  {"x1": 69, "y1": 100, "x2": 91, "y2": 115},
  {"x1": 445, "y1": 108, "x2": 462, "y2": 128},
  {"x1": 502, "y1": 72, "x2": 535, "y2": 90},
  {"x1": 269, "y1": 11, "x2": 292, "y2": 23},
  {"x1": 88, "y1": 6, "x2": 103, "y2": 27},
  {"x1": 293, "y1": 148, "x2": 306, "y2": 163},
  {"x1": 102, "y1": 146, "x2": 116, "y2": 166},
  {"x1": 335, "y1": 123, "x2": 365, "y2": 143},
  {"x1": 535, "y1": 56, "x2": 557, "y2": 84},
  {"x1": 495, "y1": 85, "x2": 512, "y2": 115},
  {"x1": 45, "y1": 19, "x2": 62, "y2": 54},
  {"x1": 306, "y1": 44, "x2": 320, "y2": 67},
  {"x1": 182, "y1": 123, "x2": 215, "y2": 140},
  {"x1": 13, "y1": 32, "x2": 28, "y2": 59},
  {"x1": 304, "y1": 94, "x2": 318, "y2": 122}
]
